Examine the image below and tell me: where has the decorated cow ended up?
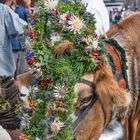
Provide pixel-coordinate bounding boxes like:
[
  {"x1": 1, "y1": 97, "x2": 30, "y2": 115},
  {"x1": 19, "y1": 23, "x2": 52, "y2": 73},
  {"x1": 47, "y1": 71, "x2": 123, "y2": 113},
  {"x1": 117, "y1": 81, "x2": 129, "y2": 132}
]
[{"x1": 54, "y1": 12, "x2": 140, "y2": 140}]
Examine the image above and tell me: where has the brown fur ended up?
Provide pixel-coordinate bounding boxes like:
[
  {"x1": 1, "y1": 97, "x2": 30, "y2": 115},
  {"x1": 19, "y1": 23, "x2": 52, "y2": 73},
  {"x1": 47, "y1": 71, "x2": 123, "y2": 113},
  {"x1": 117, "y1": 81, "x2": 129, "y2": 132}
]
[
  {"x1": 94, "y1": 64, "x2": 131, "y2": 110},
  {"x1": 106, "y1": 12, "x2": 140, "y2": 140},
  {"x1": 74, "y1": 99, "x2": 104, "y2": 140},
  {"x1": 75, "y1": 64, "x2": 131, "y2": 111},
  {"x1": 74, "y1": 74, "x2": 105, "y2": 139},
  {"x1": 74, "y1": 64, "x2": 131, "y2": 140},
  {"x1": 54, "y1": 34, "x2": 132, "y2": 139},
  {"x1": 16, "y1": 71, "x2": 32, "y2": 87}
]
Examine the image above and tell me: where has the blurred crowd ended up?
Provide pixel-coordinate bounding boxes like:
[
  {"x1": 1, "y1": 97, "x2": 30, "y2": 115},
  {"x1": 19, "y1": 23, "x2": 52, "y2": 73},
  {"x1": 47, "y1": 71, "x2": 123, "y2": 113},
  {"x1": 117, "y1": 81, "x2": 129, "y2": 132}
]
[{"x1": 109, "y1": 6, "x2": 139, "y2": 26}]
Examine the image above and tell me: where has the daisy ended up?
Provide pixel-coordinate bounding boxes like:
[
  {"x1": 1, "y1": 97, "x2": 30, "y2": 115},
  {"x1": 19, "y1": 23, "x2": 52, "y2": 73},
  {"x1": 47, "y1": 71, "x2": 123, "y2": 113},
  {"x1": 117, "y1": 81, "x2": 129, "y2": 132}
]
[{"x1": 68, "y1": 15, "x2": 84, "y2": 33}]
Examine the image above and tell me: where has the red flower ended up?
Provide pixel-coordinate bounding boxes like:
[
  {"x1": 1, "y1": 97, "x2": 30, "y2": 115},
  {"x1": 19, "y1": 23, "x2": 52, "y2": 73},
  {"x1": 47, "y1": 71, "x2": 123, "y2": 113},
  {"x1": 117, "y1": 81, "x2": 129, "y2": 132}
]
[
  {"x1": 31, "y1": 16, "x2": 36, "y2": 19},
  {"x1": 27, "y1": 56, "x2": 35, "y2": 65},
  {"x1": 30, "y1": 32, "x2": 37, "y2": 39},
  {"x1": 87, "y1": 28, "x2": 93, "y2": 34},
  {"x1": 65, "y1": 13, "x2": 71, "y2": 20},
  {"x1": 39, "y1": 80, "x2": 53, "y2": 87},
  {"x1": 21, "y1": 134, "x2": 26, "y2": 140},
  {"x1": 93, "y1": 51, "x2": 99, "y2": 59},
  {"x1": 97, "y1": 61, "x2": 103, "y2": 69},
  {"x1": 58, "y1": 101, "x2": 65, "y2": 107},
  {"x1": 29, "y1": 102, "x2": 36, "y2": 108},
  {"x1": 27, "y1": 30, "x2": 37, "y2": 39},
  {"x1": 52, "y1": 10, "x2": 59, "y2": 15}
]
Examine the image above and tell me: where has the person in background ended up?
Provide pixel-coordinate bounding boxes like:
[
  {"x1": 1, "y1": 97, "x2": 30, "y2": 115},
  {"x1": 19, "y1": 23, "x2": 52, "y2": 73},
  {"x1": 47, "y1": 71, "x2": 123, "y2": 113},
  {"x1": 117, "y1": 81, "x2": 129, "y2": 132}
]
[
  {"x1": 5, "y1": 0, "x2": 32, "y2": 85},
  {"x1": 121, "y1": 8, "x2": 125, "y2": 18},
  {"x1": 0, "y1": 0, "x2": 5, "y2": 3},
  {"x1": 0, "y1": 2, "x2": 27, "y2": 140},
  {"x1": 134, "y1": 7, "x2": 139, "y2": 12},
  {"x1": 109, "y1": 10, "x2": 113, "y2": 26},
  {"x1": 17, "y1": 0, "x2": 32, "y2": 13},
  {"x1": 123, "y1": 5, "x2": 134, "y2": 18},
  {"x1": 13, "y1": 0, "x2": 28, "y2": 21},
  {"x1": 113, "y1": 11, "x2": 122, "y2": 24}
]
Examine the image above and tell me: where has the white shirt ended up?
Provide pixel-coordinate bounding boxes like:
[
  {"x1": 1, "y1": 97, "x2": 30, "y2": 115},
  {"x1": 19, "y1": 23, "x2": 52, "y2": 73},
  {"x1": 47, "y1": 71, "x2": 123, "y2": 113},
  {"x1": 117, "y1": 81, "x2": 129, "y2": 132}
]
[
  {"x1": 82, "y1": 0, "x2": 110, "y2": 35},
  {"x1": 0, "y1": 4, "x2": 27, "y2": 77}
]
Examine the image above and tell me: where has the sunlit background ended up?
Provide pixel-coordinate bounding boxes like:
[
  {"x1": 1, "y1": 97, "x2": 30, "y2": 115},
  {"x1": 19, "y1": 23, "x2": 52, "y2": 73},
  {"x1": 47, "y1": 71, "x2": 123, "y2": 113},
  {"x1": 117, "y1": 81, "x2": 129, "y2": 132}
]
[{"x1": 104, "y1": 0, "x2": 140, "y2": 11}]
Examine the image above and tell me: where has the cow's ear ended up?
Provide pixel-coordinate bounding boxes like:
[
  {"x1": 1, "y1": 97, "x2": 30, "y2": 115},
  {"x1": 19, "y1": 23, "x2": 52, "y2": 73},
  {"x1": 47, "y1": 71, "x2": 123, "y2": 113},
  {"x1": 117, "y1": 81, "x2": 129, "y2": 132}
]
[
  {"x1": 94, "y1": 64, "x2": 131, "y2": 110},
  {"x1": 106, "y1": 23, "x2": 120, "y2": 38}
]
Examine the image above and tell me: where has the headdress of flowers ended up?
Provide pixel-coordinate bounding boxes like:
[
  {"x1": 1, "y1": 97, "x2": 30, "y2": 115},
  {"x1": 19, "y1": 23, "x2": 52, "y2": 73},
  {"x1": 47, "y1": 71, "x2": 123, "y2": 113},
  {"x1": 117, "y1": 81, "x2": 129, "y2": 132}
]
[{"x1": 21, "y1": 0, "x2": 108, "y2": 139}]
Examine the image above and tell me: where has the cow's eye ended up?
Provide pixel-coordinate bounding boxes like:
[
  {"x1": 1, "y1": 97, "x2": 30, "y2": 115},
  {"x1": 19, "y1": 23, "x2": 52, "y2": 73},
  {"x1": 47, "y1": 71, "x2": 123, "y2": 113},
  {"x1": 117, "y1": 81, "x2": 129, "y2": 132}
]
[{"x1": 81, "y1": 97, "x2": 91, "y2": 103}]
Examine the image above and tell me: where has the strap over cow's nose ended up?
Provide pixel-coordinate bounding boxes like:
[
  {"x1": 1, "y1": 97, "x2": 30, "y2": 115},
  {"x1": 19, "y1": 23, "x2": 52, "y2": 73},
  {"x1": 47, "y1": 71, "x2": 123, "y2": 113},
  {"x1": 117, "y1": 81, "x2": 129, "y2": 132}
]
[
  {"x1": 73, "y1": 94, "x2": 97, "y2": 131},
  {"x1": 80, "y1": 79, "x2": 96, "y2": 90}
]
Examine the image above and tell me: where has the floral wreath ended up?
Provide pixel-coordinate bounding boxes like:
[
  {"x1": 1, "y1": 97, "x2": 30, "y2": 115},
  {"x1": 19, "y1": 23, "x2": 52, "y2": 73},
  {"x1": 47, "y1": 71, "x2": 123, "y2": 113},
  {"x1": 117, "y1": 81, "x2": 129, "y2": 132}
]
[{"x1": 20, "y1": 0, "x2": 108, "y2": 140}]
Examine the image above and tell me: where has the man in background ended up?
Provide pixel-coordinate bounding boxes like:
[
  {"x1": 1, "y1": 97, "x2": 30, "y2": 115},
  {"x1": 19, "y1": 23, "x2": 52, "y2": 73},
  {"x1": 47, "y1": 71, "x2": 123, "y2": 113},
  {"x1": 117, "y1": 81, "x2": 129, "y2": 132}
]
[
  {"x1": 5, "y1": 0, "x2": 32, "y2": 90},
  {"x1": 0, "y1": 2, "x2": 27, "y2": 140},
  {"x1": 113, "y1": 11, "x2": 122, "y2": 24},
  {"x1": 6, "y1": 0, "x2": 29, "y2": 77}
]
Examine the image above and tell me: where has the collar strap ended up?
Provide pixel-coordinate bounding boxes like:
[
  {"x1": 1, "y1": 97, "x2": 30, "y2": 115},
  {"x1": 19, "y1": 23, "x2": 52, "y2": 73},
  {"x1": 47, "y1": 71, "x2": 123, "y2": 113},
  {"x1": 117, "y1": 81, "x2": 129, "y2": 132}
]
[{"x1": 80, "y1": 79, "x2": 96, "y2": 90}]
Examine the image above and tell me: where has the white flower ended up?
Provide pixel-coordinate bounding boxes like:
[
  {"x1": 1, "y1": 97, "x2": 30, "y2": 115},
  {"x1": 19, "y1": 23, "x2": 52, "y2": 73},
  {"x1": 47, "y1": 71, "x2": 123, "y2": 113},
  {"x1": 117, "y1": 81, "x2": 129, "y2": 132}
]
[
  {"x1": 67, "y1": 20, "x2": 73, "y2": 25},
  {"x1": 44, "y1": 0, "x2": 58, "y2": 10},
  {"x1": 20, "y1": 86, "x2": 30, "y2": 107},
  {"x1": 92, "y1": 39, "x2": 98, "y2": 49},
  {"x1": 68, "y1": 15, "x2": 84, "y2": 33},
  {"x1": 51, "y1": 33, "x2": 62, "y2": 46},
  {"x1": 36, "y1": 137, "x2": 40, "y2": 140},
  {"x1": 53, "y1": 85, "x2": 67, "y2": 98},
  {"x1": 60, "y1": 14, "x2": 67, "y2": 21},
  {"x1": 86, "y1": 36, "x2": 99, "y2": 50},
  {"x1": 50, "y1": 120, "x2": 65, "y2": 134},
  {"x1": 33, "y1": 87, "x2": 39, "y2": 92}
]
